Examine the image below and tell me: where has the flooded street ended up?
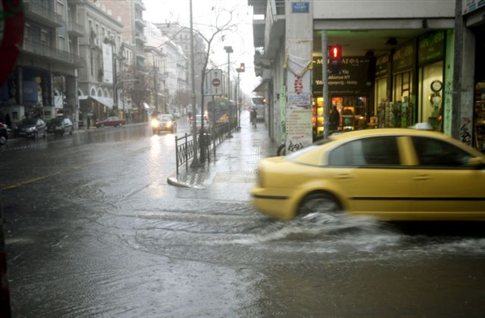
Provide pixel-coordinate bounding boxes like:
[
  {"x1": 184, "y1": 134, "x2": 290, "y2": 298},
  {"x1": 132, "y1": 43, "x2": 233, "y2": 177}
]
[{"x1": 2, "y1": 121, "x2": 485, "y2": 317}]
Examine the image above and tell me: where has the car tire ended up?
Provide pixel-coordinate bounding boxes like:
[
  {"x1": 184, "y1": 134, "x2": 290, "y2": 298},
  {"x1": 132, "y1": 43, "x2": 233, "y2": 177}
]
[
  {"x1": 0, "y1": 136, "x2": 6, "y2": 145},
  {"x1": 69, "y1": 128, "x2": 73, "y2": 135},
  {"x1": 297, "y1": 192, "x2": 342, "y2": 217}
]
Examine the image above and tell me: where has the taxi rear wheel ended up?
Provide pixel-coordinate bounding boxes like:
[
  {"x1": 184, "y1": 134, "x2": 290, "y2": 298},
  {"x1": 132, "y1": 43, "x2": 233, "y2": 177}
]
[{"x1": 297, "y1": 192, "x2": 341, "y2": 216}]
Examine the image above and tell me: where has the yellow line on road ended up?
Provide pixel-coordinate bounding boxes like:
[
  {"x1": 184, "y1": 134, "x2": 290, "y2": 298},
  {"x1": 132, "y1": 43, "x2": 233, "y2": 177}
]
[{"x1": 1, "y1": 171, "x2": 62, "y2": 191}]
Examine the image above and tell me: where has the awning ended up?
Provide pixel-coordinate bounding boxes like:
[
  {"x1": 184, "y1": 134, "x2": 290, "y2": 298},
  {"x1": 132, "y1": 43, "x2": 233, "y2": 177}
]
[
  {"x1": 253, "y1": 79, "x2": 269, "y2": 93},
  {"x1": 79, "y1": 96, "x2": 114, "y2": 109}
]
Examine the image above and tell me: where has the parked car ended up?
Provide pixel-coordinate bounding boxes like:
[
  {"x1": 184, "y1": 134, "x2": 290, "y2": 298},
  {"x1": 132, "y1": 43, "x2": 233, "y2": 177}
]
[
  {"x1": 251, "y1": 128, "x2": 485, "y2": 221},
  {"x1": 95, "y1": 116, "x2": 125, "y2": 128},
  {"x1": 16, "y1": 118, "x2": 47, "y2": 139},
  {"x1": 151, "y1": 114, "x2": 177, "y2": 134},
  {"x1": 0, "y1": 122, "x2": 8, "y2": 145},
  {"x1": 47, "y1": 117, "x2": 73, "y2": 136}
]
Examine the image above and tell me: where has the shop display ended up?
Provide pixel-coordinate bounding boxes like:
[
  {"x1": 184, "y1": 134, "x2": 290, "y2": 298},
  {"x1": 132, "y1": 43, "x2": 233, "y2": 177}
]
[
  {"x1": 474, "y1": 82, "x2": 485, "y2": 152},
  {"x1": 377, "y1": 98, "x2": 414, "y2": 128}
]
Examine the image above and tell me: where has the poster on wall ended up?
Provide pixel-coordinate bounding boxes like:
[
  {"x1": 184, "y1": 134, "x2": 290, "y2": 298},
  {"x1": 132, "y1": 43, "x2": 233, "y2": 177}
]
[
  {"x1": 286, "y1": 93, "x2": 312, "y2": 152},
  {"x1": 102, "y1": 43, "x2": 113, "y2": 85}
]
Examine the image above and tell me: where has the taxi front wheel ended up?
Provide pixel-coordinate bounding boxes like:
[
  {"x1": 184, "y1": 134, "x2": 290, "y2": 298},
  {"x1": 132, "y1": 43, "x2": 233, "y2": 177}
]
[{"x1": 297, "y1": 192, "x2": 341, "y2": 216}]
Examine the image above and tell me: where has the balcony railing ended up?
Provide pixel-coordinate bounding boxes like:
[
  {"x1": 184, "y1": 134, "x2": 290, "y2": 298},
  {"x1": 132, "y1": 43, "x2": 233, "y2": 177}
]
[
  {"x1": 135, "y1": 17, "x2": 146, "y2": 27},
  {"x1": 22, "y1": 39, "x2": 84, "y2": 67},
  {"x1": 135, "y1": 33, "x2": 147, "y2": 43},
  {"x1": 134, "y1": 0, "x2": 146, "y2": 10},
  {"x1": 24, "y1": 1, "x2": 63, "y2": 27},
  {"x1": 274, "y1": 0, "x2": 285, "y2": 15}
]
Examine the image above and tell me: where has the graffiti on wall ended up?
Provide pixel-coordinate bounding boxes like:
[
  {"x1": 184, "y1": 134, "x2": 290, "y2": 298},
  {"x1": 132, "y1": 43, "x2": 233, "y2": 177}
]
[{"x1": 460, "y1": 117, "x2": 472, "y2": 145}]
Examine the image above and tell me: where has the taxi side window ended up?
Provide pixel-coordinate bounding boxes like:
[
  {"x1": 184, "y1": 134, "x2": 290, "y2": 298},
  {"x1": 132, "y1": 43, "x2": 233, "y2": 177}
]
[
  {"x1": 411, "y1": 137, "x2": 472, "y2": 167},
  {"x1": 328, "y1": 137, "x2": 400, "y2": 166}
]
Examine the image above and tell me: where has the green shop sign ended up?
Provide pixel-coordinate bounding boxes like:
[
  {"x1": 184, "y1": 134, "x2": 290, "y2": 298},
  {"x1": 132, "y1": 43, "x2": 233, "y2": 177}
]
[{"x1": 419, "y1": 31, "x2": 445, "y2": 65}]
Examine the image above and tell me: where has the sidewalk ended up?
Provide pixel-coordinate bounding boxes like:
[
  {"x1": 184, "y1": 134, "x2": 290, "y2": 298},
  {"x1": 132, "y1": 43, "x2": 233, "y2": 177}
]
[{"x1": 167, "y1": 111, "x2": 279, "y2": 190}]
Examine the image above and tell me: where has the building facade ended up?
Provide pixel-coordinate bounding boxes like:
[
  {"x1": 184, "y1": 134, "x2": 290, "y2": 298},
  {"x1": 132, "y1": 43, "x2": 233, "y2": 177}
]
[
  {"x1": 155, "y1": 22, "x2": 206, "y2": 113},
  {"x1": 0, "y1": 0, "x2": 83, "y2": 126},
  {"x1": 76, "y1": 0, "x2": 124, "y2": 125},
  {"x1": 249, "y1": 0, "x2": 484, "y2": 153}
]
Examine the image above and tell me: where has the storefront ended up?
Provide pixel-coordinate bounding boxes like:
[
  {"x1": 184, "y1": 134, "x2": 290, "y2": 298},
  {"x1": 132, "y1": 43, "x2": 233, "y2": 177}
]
[
  {"x1": 376, "y1": 40, "x2": 416, "y2": 129},
  {"x1": 374, "y1": 31, "x2": 451, "y2": 132},
  {"x1": 312, "y1": 55, "x2": 373, "y2": 140},
  {"x1": 473, "y1": 30, "x2": 485, "y2": 151},
  {"x1": 464, "y1": 1, "x2": 485, "y2": 152}
]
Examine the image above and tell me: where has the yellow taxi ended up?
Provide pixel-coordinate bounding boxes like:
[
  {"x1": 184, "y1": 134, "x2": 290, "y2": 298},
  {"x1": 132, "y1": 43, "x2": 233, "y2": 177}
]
[{"x1": 250, "y1": 128, "x2": 485, "y2": 221}]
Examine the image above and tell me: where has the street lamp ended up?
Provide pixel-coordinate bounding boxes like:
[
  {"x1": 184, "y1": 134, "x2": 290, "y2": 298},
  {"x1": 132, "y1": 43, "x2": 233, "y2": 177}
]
[
  {"x1": 236, "y1": 63, "x2": 245, "y2": 129},
  {"x1": 224, "y1": 46, "x2": 233, "y2": 137}
]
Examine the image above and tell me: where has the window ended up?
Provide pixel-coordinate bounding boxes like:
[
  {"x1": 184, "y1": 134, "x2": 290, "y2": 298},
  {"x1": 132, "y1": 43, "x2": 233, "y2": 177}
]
[
  {"x1": 411, "y1": 137, "x2": 472, "y2": 167},
  {"x1": 329, "y1": 137, "x2": 400, "y2": 166},
  {"x1": 58, "y1": 35, "x2": 65, "y2": 51},
  {"x1": 41, "y1": 30, "x2": 48, "y2": 43}
]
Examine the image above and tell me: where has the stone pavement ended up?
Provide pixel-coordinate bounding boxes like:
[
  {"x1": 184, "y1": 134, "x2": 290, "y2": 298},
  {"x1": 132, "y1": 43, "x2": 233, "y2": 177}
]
[{"x1": 167, "y1": 111, "x2": 279, "y2": 190}]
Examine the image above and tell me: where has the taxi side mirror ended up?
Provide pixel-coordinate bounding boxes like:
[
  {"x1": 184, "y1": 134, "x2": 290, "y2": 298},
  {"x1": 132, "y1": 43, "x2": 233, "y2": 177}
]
[{"x1": 468, "y1": 157, "x2": 485, "y2": 169}]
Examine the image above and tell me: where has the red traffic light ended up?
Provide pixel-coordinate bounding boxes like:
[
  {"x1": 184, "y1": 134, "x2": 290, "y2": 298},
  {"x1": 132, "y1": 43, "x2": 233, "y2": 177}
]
[{"x1": 329, "y1": 45, "x2": 342, "y2": 61}]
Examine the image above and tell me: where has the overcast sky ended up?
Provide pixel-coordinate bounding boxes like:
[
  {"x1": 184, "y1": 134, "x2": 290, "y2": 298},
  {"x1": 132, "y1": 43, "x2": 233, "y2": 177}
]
[{"x1": 143, "y1": 0, "x2": 260, "y2": 95}]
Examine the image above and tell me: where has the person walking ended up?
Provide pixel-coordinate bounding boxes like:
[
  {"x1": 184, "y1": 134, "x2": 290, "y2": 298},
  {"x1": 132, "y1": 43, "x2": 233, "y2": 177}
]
[
  {"x1": 330, "y1": 105, "x2": 340, "y2": 133},
  {"x1": 250, "y1": 108, "x2": 257, "y2": 128}
]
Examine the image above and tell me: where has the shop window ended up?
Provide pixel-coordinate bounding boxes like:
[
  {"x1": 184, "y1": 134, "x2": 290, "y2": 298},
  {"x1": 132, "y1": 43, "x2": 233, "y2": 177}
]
[
  {"x1": 473, "y1": 82, "x2": 485, "y2": 152},
  {"x1": 419, "y1": 61, "x2": 443, "y2": 130},
  {"x1": 393, "y1": 72, "x2": 411, "y2": 102},
  {"x1": 375, "y1": 77, "x2": 387, "y2": 107}
]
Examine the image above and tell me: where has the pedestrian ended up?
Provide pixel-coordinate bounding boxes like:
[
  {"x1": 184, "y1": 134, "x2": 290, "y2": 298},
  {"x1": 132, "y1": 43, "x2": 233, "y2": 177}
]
[
  {"x1": 250, "y1": 107, "x2": 257, "y2": 127},
  {"x1": 5, "y1": 113, "x2": 11, "y2": 127},
  {"x1": 330, "y1": 105, "x2": 340, "y2": 133}
]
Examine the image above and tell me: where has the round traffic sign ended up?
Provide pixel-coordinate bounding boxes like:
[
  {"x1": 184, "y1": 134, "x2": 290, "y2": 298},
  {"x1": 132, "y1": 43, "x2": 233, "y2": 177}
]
[{"x1": 212, "y1": 78, "x2": 221, "y2": 87}]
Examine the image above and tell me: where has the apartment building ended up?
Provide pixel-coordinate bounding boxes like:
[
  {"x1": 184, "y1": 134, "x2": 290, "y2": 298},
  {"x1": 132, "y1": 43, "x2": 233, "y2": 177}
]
[{"x1": 0, "y1": 0, "x2": 83, "y2": 126}]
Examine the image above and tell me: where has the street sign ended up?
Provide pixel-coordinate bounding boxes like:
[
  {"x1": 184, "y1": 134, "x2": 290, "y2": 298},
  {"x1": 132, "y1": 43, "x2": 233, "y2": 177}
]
[
  {"x1": 205, "y1": 69, "x2": 223, "y2": 96},
  {"x1": 212, "y1": 78, "x2": 221, "y2": 87}
]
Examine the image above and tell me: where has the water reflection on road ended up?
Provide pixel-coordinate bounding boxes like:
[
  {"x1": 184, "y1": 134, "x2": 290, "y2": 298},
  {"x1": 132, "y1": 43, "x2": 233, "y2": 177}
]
[{"x1": 3, "y1": 122, "x2": 485, "y2": 317}]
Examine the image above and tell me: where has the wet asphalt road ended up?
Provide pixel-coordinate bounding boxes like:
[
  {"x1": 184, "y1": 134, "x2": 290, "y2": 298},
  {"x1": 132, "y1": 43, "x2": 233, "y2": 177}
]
[{"x1": 1, "y1": 120, "x2": 485, "y2": 317}]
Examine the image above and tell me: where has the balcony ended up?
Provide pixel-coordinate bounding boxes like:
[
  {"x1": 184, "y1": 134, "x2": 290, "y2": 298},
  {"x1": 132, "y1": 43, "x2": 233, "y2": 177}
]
[
  {"x1": 135, "y1": 32, "x2": 147, "y2": 43},
  {"x1": 22, "y1": 39, "x2": 84, "y2": 67},
  {"x1": 67, "y1": 20, "x2": 84, "y2": 37},
  {"x1": 24, "y1": 1, "x2": 63, "y2": 27},
  {"x1": 135, "y1": 18, "x2": 146, "y2": 28},
  {"x1": 264, "y1": 0, "x2": 285, "y2": 58},
  {"x1": 134, "y1": 0, "x2": 146, "y2": 11}
]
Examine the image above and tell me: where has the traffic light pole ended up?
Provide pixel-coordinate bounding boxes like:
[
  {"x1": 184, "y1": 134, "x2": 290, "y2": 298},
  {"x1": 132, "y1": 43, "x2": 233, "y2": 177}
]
[{"x1": 322, "y1": 31, "x2": 330, "y2": 140}]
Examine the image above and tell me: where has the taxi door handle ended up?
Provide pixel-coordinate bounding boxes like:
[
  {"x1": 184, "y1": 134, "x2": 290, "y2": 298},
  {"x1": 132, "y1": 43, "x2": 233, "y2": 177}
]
[
  {"x1": 413, "y1": 175, "x2": 430, "y2": 181},
  {"x1": 336, "y1": 173, "x2": 353, "y2": 179}
]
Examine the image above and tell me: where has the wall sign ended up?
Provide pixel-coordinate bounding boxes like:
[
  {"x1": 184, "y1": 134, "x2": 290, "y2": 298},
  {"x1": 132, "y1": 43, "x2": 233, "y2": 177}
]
[
  {"x1": 292, "y1": 2, "x2": 309, "y2": 13},
  {"x1": 463, "y1": 0, "x2": 485, "y2": 14},
  {"x1": 312, "y1": 56, "x2": 372, "y2": 94},
  {"x1": 419, "y1": 31, "x2": 445, "y2": 65}
]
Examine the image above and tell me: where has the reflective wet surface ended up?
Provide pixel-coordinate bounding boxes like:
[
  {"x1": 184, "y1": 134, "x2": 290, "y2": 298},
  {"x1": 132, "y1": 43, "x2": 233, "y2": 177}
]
[{"x1": 2, "y1": 117, "x2": 485, "y2": 317}]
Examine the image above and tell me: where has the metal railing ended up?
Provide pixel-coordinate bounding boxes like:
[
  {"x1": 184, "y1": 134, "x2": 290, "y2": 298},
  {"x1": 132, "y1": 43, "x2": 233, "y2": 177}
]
[
  {"x1": 24, "y1": 1, "x2": 63, "y2": 26},
  {"x1": 175, "y1": 122, "x2": 236, "y2": 177},
  {"x1": 22, "y1": 39, "x2": 84, "y2": 66}
]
